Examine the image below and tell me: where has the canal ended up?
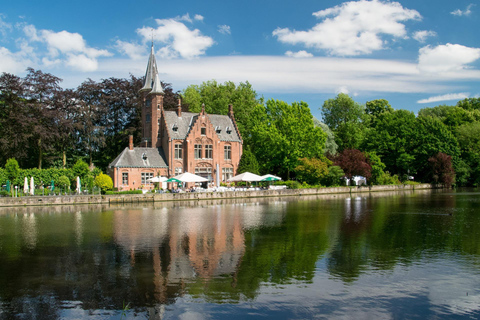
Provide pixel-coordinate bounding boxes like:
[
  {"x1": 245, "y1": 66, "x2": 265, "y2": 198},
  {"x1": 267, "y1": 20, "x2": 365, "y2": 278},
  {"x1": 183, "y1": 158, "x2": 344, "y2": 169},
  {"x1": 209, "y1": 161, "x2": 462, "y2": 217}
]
[{"x1": 0, "y1": 189, "x2": 479, "y2": 319}]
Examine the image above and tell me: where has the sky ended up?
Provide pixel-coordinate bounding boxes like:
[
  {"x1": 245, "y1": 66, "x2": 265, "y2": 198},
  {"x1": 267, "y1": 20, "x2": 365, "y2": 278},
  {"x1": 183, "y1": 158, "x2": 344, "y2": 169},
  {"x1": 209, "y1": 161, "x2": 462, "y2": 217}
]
[{"x1": 0, "y1": 0, "x2": 479, "y2": 120}]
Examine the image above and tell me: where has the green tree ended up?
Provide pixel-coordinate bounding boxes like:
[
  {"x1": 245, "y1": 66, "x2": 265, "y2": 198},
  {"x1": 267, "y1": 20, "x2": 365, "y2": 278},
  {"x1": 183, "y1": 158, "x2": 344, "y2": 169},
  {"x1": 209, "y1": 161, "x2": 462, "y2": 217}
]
[
  {"x1": 321, "y1": 93, "x2": 364, "y2": 130},
  {"x1": 456, "y1": 122, "x2": 480, "y2": 185},
  {"x1": 182, "y1": 80, "x2": 261, "y2": 146},
  {"x1": 321, "y1": 166, "x2": 345, "y2": 186},
  {"x1": 4, "y1": 158, "x2": 20, "y2": 184},
  {"x1": 456, "y1": 97, "x2": 480, "y2": 111},
  {"x1": 412, "y1": 116, "x2": 460, "y2": 182},
  {"x1": 321, "y1": 93, "x2": 365, "y2": 151},
  {"x1": 237, "y1": 148, "x2": 260, "y2": 175},
  {"x1": 250, "y1": 99, "x2": 326, "y2": 179},
  {"x1": 57, "y1": 175, "x2": 71, "y2": 190},
  {"x1": 295, "y1": 157, "x2": 329, "y2": 185},
  {"x1": 362, "y1": 109, "x2": 417, "y2": 177},
  {"x1": 366, "y1": 152, "x2": 386, "y2": 185},
  {"x1": 365, "y1": 99, "x2": 394, "y2": 117},
  {"x1": 94, "y1": 173, "x2": 113, "y2": 193},
  {"x1": 418, "y1": 105, "x2": 475, "y2": 130},
  {"x1": 72, "y1": 159, "x2": 90, "y2": 181}
]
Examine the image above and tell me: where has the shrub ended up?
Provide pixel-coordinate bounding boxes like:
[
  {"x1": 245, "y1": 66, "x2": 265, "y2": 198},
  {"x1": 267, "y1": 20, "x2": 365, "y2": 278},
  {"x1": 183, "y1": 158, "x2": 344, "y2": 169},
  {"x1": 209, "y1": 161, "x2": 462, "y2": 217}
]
[
  {"x1": 57, "y1": 175, "x2": 71, "y2": 190},
  {"x1": 94, "y1": 173, "x2": 113, "y2": 193},
  {"x1": 105, "y1": 190, "x2": 143, "y2": 195},
  {"x1": 281, "y1": 180, "x2": 302, "y2": 189},
  {"x1": 376, "y1": 172, "x2": 401, "y2": 185}
]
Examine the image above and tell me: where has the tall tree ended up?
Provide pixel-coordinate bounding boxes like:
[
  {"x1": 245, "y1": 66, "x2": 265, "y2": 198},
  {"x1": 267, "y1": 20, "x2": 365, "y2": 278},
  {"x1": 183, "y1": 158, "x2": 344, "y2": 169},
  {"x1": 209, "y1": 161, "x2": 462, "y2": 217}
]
[
  {"x1": 24, "y1": 68, "x2": 63, "y2": 169},
  {"x1": 182, "y1": 80, "x2": 261, "y2": 146},
  {"x1": 250, "y1": 99, "x2": 326, "y2": 179},
  {"x1": 75, "y1": 79, "x2": 107, "y2": 166},
  {"x1": 362, "y1": 109, "x2": 417, "y2": 177},
  {"x1": 321, "y1": 93, "x2": 365, "y2": 151},
  {"x1": 0, "y1": 73, "x2": 29, "y2": 166}
]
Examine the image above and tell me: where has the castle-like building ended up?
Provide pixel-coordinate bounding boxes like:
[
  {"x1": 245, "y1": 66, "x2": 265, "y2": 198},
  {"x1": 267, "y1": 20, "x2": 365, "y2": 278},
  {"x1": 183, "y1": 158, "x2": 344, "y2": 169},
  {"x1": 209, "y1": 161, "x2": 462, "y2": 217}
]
[{"x1": 108, "y1": 46, "x2": 243, "y2": 190}]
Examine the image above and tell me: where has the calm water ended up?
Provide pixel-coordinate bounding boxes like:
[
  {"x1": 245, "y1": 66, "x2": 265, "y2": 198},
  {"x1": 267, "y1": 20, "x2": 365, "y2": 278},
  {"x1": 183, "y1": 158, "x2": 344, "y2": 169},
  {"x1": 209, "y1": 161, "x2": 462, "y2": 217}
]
[{"x1": 0, "y1": 189, "x2": 479, "y2": 319}]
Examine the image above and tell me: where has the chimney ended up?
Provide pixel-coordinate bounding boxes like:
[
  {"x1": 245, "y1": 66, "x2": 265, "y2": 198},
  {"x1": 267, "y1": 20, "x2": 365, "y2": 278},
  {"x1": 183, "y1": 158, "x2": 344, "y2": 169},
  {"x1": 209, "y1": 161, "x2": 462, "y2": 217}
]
[
  {"x1": 129, "y1": 135, "x2": 134, "y2": 150},
  {"x1": 177, "y1": 98, "x2": 182, "y2": 117},
  {"x1": 228, "y1": 104, "x2": 234, "y2": 118}
]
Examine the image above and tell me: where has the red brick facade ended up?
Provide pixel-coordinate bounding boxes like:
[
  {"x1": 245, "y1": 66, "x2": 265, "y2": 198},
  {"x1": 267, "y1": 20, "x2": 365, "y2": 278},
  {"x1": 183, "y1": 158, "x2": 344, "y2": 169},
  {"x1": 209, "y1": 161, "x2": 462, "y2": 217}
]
[{"x1": 108, "y1": 46, "x2": 243, "y2": 190}]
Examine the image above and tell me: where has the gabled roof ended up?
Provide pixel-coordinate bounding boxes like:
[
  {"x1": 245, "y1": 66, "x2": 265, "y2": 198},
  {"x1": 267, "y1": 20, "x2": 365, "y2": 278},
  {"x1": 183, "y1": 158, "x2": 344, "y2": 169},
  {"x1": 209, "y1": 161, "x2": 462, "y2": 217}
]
[
  {"x1": 109, "y1": 147, "x2": 168, "y2": 168},
  {"x1": 163, "y1": 111, "x2": 241, "y2": 142},
  {"x1": 208, "y1": 114, "x2": 241, "y2": 142},
  {"x1": 164, "y1": 111, "x2": 197, "y2": 139}
]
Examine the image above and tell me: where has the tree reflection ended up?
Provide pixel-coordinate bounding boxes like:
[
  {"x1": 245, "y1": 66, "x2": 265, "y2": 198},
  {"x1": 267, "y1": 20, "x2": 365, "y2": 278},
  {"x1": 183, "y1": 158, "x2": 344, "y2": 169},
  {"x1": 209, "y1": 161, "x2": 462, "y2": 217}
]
[{"x1": 0, "y1": 191, "x2": 479, "y2": 318}]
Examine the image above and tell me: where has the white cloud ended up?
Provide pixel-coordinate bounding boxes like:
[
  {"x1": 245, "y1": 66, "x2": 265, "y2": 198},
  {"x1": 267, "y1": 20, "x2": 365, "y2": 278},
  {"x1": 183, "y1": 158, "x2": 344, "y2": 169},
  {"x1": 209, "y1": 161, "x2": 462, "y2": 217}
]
[
  {"x1": 418, "y1": 43, "x2": 480, "y2": 73},
  {"x1": 417, "y1": 92, "x2": 470, "y2": 104},
  {"x1": 451, "y1": 4, "x2": 474, "y2": 16},
  {"x1": 66, "y1": 53, "x2": 99, "y2": 72},
  {"x1": 336, "y1": 86, "x2": 350, "y2": 94},
  {"x1": 218, "y1": 25, "x2": 231, "y2": 35},
  {"x1": 137, "y1": 18, "x2": 214, "y2": 59},
  {"x1": 285, "y1": 50, "x2": 313, "y2": 58},
  {"x1": 115, "y1": 40, "x2": 145, "y2": 60},
  {"x1": 194, "y1": 14, "x2": 204, "y2": 21},
  {"x1": 0, "y1": 46, "x2": 31, "y2": 73},
  {"x1": 18, "y1": 24, "x2": 111, "y2": 72},
  {"x1": 413, "y1": 30, "x2": 437, "y2": 43},
  {"x1": 273, "y1": 0, "x2": 421, "y2": 56},
  {"x1": 0, "y1": 14, "x2": 12, "y2": 37}
]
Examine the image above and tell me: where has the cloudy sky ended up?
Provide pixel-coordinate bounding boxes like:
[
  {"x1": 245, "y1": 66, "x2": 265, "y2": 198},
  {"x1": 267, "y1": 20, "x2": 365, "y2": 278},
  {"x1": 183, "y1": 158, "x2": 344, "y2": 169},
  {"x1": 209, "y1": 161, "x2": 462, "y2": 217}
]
[{"x1": 1, "y1": 0, "x2": 479, "y2": 119}]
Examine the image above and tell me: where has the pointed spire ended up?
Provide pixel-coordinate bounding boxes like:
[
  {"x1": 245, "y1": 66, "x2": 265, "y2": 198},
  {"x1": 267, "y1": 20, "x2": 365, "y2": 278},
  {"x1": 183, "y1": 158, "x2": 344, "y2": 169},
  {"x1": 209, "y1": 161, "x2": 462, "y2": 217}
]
[
  {"x1": 150, "y1": 72, "x2": 164, "y2": 95},
  {"x1": 140, "y1": 44, "x2": 158, "y2": 92}
]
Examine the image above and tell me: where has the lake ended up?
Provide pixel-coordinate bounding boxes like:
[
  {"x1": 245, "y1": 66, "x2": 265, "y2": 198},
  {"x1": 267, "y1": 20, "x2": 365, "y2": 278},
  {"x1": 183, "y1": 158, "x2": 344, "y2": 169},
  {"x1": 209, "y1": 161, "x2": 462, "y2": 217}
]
[{"x1": 0, "y1": 189, "x2": 479, "y2": 319}]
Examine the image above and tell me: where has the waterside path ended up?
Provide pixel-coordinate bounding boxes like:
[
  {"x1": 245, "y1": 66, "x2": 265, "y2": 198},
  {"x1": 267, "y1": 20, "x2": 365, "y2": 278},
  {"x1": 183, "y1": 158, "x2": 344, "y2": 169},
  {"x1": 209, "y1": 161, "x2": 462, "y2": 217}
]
[{"x1": 0, "y1": 184, "x2": 438, "y2": 208}]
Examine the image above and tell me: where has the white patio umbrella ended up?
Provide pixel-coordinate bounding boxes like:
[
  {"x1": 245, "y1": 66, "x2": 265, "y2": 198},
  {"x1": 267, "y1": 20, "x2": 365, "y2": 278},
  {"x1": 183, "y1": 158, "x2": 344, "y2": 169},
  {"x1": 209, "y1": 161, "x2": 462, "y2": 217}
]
[
  {"x1": 147, "y1": 176, "x2": 168, "y2": 183},
  {"x1": 260, "y1": 174, "x2": 282, "y2": 181},
  {"x1": 227, "y1": 172, "x2": 262, "y2": 182},
  {"x1": 24, "y1": 177, "x2": 29, "y2": 194},
  {"x1": 30, "y1": 177, "x2": 34, "y2": 195},
  {"x1": 166, "y1": 172, "x2": 208, "y2": 183},
  {"x1": 76, "y1": 176, "x2": 81, "y2": 193}
]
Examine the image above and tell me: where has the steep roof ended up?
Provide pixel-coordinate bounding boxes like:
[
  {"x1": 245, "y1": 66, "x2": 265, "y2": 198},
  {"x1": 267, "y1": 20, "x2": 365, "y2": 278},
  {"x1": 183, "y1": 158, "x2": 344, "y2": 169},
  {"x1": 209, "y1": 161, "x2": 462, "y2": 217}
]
[
  {"x1": 140, "y1": 45, "x2": 159, "y2": 93},
  {"x1": 109, "y1": 147, "x2": 168, "y2": 168},
  {"x1": 163, "y1": 111, "x2": 241, "y2": 142}
]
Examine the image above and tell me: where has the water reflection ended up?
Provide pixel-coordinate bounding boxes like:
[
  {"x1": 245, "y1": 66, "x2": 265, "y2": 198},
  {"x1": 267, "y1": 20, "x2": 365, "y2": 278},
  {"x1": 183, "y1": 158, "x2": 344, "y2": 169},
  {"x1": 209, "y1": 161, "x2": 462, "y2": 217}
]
[{"x1": 0, "y1": 190, "x2": 479, "y2": 319}]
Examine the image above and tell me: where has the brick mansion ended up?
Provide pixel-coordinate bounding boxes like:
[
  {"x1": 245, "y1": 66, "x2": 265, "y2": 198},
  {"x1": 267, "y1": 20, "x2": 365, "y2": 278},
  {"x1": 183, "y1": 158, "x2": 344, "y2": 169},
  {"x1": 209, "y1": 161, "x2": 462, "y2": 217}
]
[{"x1": 108, "y1": 46, "x2": 243, "y2": 190}]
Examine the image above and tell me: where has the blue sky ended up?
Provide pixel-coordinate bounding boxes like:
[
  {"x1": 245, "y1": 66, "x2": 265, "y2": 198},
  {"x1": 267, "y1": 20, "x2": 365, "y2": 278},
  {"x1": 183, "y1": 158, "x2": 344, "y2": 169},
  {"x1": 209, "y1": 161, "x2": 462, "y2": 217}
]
[{"x1": 1, "y1": 0, "x2": 479, "y2": 120}]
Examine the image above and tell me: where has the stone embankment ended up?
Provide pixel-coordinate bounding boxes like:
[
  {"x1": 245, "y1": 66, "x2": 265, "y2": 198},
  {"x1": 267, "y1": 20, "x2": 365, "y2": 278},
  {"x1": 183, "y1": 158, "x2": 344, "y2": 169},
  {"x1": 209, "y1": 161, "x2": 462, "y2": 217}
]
[{"x1": 0, "y1": 184, "x2": 436, "y2": 208}]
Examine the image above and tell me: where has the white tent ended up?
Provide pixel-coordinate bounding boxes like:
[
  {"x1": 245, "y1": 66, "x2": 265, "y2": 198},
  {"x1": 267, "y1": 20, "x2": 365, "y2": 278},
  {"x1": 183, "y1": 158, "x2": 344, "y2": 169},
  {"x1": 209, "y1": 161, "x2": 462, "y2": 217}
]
[
  {"x1": 167, "y1": 172, "x2": 208, "y2": 183},
  {"x1": 228, "y1": 172, "x2": 263, "y2": 182},
  {"x1": 30, "y1": 177, "x2": 34, "y2": 195}
]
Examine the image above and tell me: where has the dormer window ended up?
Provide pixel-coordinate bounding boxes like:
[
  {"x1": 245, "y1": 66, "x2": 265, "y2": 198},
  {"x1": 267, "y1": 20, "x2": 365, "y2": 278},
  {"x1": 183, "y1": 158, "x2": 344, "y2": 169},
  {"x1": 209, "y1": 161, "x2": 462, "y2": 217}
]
[
  {"x1": 142, "y1": 153, "x2": 147, "y2": 161},
  {"x1": 172, "y1": 124, "x2": 178, "y2": 132},
  {"x1": 226, "y1": 126, "x2": 232, "y2": 134},
  {"x1": 215, "y1": 126, "x2": 222, "y2": 134}
]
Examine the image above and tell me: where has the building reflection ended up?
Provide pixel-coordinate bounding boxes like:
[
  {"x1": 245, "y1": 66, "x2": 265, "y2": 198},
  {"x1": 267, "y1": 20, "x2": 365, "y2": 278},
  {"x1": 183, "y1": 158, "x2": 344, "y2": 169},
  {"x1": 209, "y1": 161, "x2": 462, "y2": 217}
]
[{"x1": 111, "y1": 202, "x2": 276, "y2": 305}]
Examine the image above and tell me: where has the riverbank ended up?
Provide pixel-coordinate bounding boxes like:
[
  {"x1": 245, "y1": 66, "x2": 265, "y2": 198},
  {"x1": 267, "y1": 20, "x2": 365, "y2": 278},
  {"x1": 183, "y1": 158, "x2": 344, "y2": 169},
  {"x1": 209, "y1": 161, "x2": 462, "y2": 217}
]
[{"x1": 0, "y1": 183, "x2": 436, "y2": 207}]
